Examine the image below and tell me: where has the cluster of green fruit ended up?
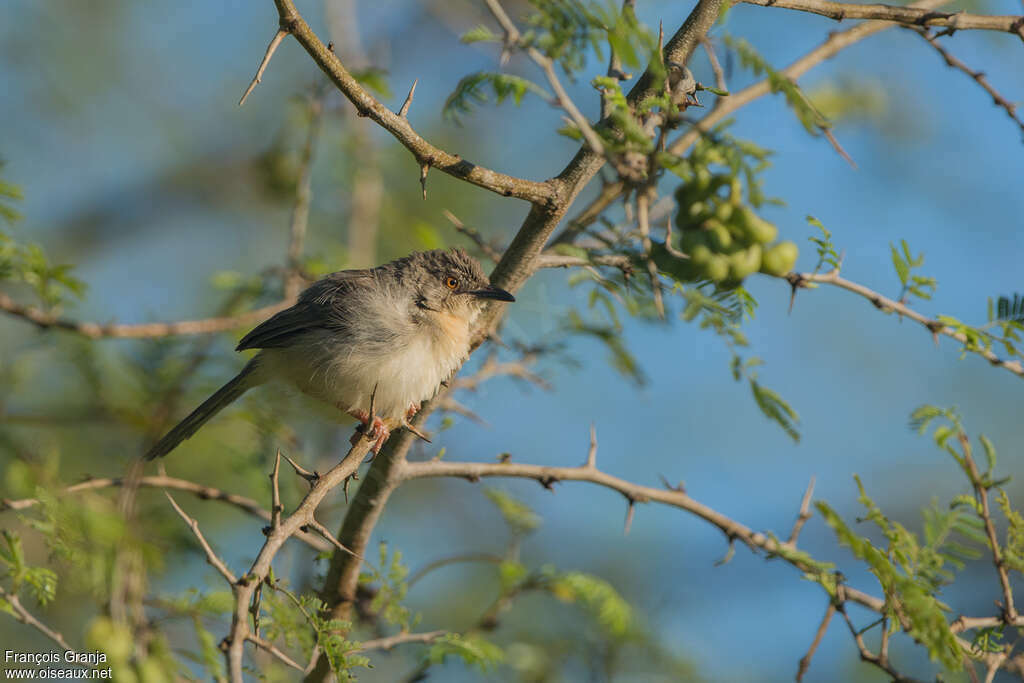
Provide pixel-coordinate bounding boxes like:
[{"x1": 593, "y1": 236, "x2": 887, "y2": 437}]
[{"x1": 666, "y1": 177, "x2": 798, "y2": 287}]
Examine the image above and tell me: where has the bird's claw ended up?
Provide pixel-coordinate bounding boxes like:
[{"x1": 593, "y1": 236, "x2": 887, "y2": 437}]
[{"x1": 348, "y1": 409, "x2": 391, "y2": 456}]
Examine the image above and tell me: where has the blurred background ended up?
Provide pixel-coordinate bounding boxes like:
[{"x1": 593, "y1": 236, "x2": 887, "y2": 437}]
[{"x1": 1, "y1": 0, "x2": 1023, "y2": 680}]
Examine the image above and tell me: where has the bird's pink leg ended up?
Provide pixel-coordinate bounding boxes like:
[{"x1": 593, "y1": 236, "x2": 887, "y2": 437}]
[
  {"x1": 406, "y1": 402, "x2": 420, "y2": 420},
  {"x1": 346, "y1": 409, "x2": 391, "y2": 454}
]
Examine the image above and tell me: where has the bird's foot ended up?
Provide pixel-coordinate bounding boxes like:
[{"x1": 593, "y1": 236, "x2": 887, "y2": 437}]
[
  {"x1": 347, "y1": 409, "x2": 391, "y2": 456},
  {"x1": 367, "y1": 417, "x2": 390, "y2": 455},
  {"x1": 405, "y1": 402, "x2": 420, "y2": 420}
]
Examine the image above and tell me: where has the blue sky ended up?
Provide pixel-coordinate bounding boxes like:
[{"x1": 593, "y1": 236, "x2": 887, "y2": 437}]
[{"x1": 2, "y1": 0, "x2": 1023, "y2": 680}]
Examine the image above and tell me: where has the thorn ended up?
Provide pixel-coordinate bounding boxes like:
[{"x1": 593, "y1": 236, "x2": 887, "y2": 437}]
[
  {"x1": 715, "y1": 536, "x2": 736, "y2": 566},
  {"x1": 327, "y1": 41, "x2": 335, "y2": 52},
  {"x1": 585, "y1": 423, "x2": 597, "y2": 468},
  {"x1": 623, "y1": 499, "x2": 635, "y2": 535},
  {"x1": 239, "y1": 29, "x2": 288, "y2": 107},
  {"x1": 398, "y1": 78, "x2": 418, "y2": 118},
  {"x1": 403, "y1": 419, "x2": 432, "y2": 443},
  {"x1": 420, "y1": 164, "x2": 429, "y2": 200},
  {"x1": 659, "y1": 474, "x2": 685, "y2": 493}
]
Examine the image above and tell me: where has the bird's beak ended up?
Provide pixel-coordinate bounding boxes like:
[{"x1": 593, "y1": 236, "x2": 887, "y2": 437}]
[{"x1": 469, "y1": 285, "x2": 515, "y2": 302}]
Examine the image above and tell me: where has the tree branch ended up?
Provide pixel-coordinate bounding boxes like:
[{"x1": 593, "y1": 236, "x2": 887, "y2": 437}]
[
  {"x1": 785, "y1": 269, "x2": 1024, "y2": 380},
  {"x1": 262, "y1": 0, "x2": 554, "y2": 204},
  {"x1": 0, "y1": 474, "x2": 331, "y2": 553},
  {"x1": 398, "y1": 457, "x2": 884, "y2": 614},
  {"x1": 0, "y1": 292, "x2": 292, "y2": 339},
  {"x1": 0, "y1": 585, "x2": 75, "y2": 653},
  {"x1": 738, "y1": 0, "x2": 1024, "y2": 39}
]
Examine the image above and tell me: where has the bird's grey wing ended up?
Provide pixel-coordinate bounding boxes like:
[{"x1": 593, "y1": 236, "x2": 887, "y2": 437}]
[{"x1": 235, "y1": 269, "x2": 372, "y2": 351}]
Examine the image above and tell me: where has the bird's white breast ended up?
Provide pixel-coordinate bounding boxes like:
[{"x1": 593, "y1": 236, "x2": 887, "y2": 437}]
[{"x1": 258, "y1": 307, "x2": 472, "y2": 421}]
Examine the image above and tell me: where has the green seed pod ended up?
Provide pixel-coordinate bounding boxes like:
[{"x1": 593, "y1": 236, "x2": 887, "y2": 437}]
[
  {"x1": 760, "y1": 241, "x2": 799, "y2": 276},
  {"x1": 704, "y1": 220, "x2": 734, "y2": 252},
  {"x1": 714, "y1": 202, "x2": 734, "y2": 223},
  {"x1": 688, "y1": 243, "x2": 713, "y2": 267},
  {"x1": 727, "y1": 244, "x2": 762, "y2": 281},
  {"x1": 702, "y1": 254, "x2": 730, "y2": 282},
  {"x1": 734, "y1": 207, "x2": 778, "y2": 245},
  {"x1": 729, "y1": 177, "x2": 743, "y2": 205}
]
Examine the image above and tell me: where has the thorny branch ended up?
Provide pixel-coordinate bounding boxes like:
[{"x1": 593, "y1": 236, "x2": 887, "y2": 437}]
[
  {"x1": 910, "y1": 27, "x2": 1024, "y2": 139},
  {"x1": 0, "y1": 585, "x2": 75, "y2": 653},
  {"x1": 736, "y1": 0, "x2": 1024, "y2": 40},
  {"x1": 0, "y1": 293, "x2": 293, "y2": 340},
  {"x1": 258, "y1": 0, "x2": 555, "y2": 204},
  {"x1": 785, "y1": 268, "x2": 1024, "y2": 380},
  {"x1": 0, "y1": 474, "x2": 331, "y2": 552}
]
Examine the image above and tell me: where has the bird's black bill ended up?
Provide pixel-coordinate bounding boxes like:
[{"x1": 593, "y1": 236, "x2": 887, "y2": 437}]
[{"x1": 469, "y1": 285, "x2": 515, "y2": 302}]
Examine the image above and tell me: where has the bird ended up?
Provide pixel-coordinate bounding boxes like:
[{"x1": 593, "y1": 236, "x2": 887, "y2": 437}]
[{"x1": 143, "y1": 248, "x2": 514, "y2": 460}]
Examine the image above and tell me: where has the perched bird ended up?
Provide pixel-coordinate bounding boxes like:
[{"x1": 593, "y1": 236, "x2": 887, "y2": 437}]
[{"x1": 144, "y1": 249, "x2": 514, "y2": 460}]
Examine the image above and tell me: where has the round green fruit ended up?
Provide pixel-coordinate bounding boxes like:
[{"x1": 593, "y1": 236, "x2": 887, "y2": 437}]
[
  {"x1": 702, "y1": 254, "x2": 730, "y2": 282},
  {"x1": 727, "y1": 244, "x2": 762, "y2": 281},
  {"x1": 760, "y1": 241, "x2": 799, "y2": 276},
  {"x1": 704, "y1": 220, "x2": 733, "y2": 252},
  {"x1": 735, "y1": 207, "x2": 778, "y2": 245}
]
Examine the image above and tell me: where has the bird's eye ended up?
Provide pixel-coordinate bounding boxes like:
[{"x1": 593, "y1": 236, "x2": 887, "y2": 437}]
[{"x1": 445, "y1": 276, "x2": 459, "y2": 290}]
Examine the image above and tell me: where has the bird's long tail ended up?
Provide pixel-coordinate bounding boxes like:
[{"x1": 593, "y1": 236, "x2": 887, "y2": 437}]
[{"x1": 144, "y1": 359, "x2": 261, "y2": 460}]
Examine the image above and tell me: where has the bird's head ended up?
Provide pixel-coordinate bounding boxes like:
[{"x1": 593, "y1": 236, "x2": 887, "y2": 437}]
[{"x1": 404, "y1": 248, "x2": 514, "y2": 321}]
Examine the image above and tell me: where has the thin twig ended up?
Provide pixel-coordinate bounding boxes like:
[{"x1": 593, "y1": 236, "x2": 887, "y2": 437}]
[
  {"x1": 285, "y1": 92, "x2": 324, "y2": 299},
  {"x1": 0, "y1": 293, "x2": 292, "y2": 339},
  {"x1": 785, "y1": 269, "x2": 1024, "y2": 380},
  {"x1": 0, "y1": 474, "x2": 330, "y2": 552},
  {"x1": 355, "y1": 630, "x2": 447, "y2": 653},
  {"x1": 911, "y1": 27, "x2": 1024, "y2": 139},
  {"x1": 482, "y1": 0, "x2": 605, "y2": 156},
  {"x1": 246, "y1": 633, "x2": 305, "y2": 671},
  {"x1": 786, "y1": 476, "x2": 816, "y2": 547},
  {"x1": 407, "y1": 553, "x2": 504, "y2": 588},
  {"x1": 796, "y1": 602, "x2": 835, "y2": 682},
  {"x1": 239, "y1": 29, "x2": 289, "y2": 106},
  {"x1": 737, "y1": 0, "x2": 1024, "y2": 39},
  {"x1": 164, "y1": 492, "x2": 238, "y2": 584},
  {"x1": 442, "y1": 209, "x2": 503, "y2": 263},
  {"x1": 270, "y1": 0, "x2": 554, "y2": 203},
  {"x1": 0, "y1": 585, "x2": 75, "y2": 652},
  {"x1": 958, "y1": 432, "x2": 1018, "y2": 621}
]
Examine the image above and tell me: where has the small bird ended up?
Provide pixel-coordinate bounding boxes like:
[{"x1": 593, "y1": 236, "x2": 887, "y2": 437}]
[{"x1": 144, "y1": 249, "x2": 514, "y2": 460}]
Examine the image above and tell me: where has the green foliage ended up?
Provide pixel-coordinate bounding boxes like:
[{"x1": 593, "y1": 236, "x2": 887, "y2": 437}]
[
  {"x1": 589, "y1": 76, "x2": 656, "y2": 153},
  {"x1": 971, "y1": 625, "x2": 1004, "y2": 655},
  {"x1": 443, "y1": 73, "x2": 551, "y2": 124},
  {"x1": 806, "y1": 215, "x2": 840, "y2": 273},
  {"x1": 564, "y1": 309, "x2": 645, "y2": 385},
  {"x1": 485, "y1": 488, "x2": 542, "y2": 535},
  {"x1": 519, "y1": 0, "x2": 653, "y2": 75},
  {"x1": 359, "y1": 542, "x2": 418, "y2": 630},
  {"x1": 993, "y1": 293, "x2": 1024, "y2": 323},
  {"x1": 0, "y1": 530, "x2": 58, "y2": 606},
  {"x1": 890, "y1": 239, "x2": 936, "y2": 302},
  {"x1": 427, "y1": 633, "x2": 504, "y2": 672},
  {"x1": 995, "y1": 490, "x2": 1024, "y2": 573},
  {"x1": 542, "y1": 568, "x2": 632, "y2": 636},
  {"x1": 817, "y1": 494, "x2": 964, "y2": 670},
  {"x1": 724, "y1": 36, "x2": 831, "y2": 136},
  {"x1": 0, "y1": 161, "x2": 23, "y2": 224},
  {"x1": 749, "y1": 380, "x2": 800, "y2": 442},
  {"x1": 351, "y1": 67, "x2": 392, "y2": 98},
  {"x1": 460, "y1": 24, "x2": 502, "y2": 45},
  {"x1": 0, "y1": 230, "x2": 87, "y2": 307},
  {"x1": 808, "y1": 77, "x2": 887, "y2": 124}
]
